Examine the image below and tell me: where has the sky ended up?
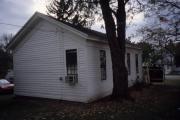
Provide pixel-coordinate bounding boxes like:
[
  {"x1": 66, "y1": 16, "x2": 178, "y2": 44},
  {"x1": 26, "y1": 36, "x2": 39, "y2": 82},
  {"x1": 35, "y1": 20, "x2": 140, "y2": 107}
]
[
  {"x1": 0, "y1": 0, "x2": 145, "y2": 42},
  {"x1": 0, "y1": 0, "x2": 48, "y2": 35}
]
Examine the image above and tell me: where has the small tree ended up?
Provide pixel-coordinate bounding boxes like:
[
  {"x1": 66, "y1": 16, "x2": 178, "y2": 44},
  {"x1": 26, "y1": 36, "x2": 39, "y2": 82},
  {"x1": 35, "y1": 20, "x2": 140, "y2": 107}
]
[
  {"x1": 0, "y1": 34, "x2": 13, "y2": 51},
  {"x1": 139, "y1": 0, "x2": 180, "y2": 44},
  {"x1": 149, "y1": 0, "x2": 180, "y2": 40},
  {"x1": 46, "y1": 0, "x2": 95, "y2": 28},
  {"x1": 137, "y1": 42, "x2": 155, "y2": 63},
  {"x1": 0, "y1": 34, "x2": 13, "y2": 78},
  {"x1": 137, "y1": 0, "x2": 179, "y2": 66}
]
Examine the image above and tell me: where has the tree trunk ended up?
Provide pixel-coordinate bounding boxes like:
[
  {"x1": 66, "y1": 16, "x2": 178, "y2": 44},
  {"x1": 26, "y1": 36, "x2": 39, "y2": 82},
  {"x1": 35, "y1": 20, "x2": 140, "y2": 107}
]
[{"x1": 99, "y1": 0, "x2": 128, "y2": 99}]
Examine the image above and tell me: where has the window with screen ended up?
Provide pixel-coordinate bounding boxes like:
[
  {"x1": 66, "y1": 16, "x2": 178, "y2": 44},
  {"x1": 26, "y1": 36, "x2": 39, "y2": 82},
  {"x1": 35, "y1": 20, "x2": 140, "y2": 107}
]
[
  {"x1": 127, "y1": 53, "x2": 131, "y2": 75},
  {"x1": 100, "y1": 50, "x2": 106, "y2": 80},
  {"x1": 135, "y1": 54, "x2": 139, "y2": 74},
  {"x1": 66, "y1": 49, "x2": 78, "y2": 76}
]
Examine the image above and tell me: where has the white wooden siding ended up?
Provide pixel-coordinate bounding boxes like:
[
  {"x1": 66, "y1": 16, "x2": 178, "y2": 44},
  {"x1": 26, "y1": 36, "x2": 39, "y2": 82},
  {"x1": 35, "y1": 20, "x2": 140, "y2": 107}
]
[
  {"x1": 85, "y1": 41, "x2": 113, "y2": 102},
  {"x1": 59, "y1": 25, "x2": 88, "y2": 102},
  {"x1": 13, "y1": 20, "x2": 89, "y2": 102},
  {"x1": 85, "y1": 41, "x2": 142, "y2": 102},
  {"x1": 126, "y1": 48, "x2": 143, "y2": 86},
  {"x1": 13, "y1": 19, "x2": 142, "y2": 103}
]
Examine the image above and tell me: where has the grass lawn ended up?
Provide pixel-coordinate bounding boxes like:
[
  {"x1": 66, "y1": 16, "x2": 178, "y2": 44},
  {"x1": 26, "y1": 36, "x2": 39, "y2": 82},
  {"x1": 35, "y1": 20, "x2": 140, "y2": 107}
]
[{"x1": 0, "y1": 79, "x2": 180, "y2": 120}]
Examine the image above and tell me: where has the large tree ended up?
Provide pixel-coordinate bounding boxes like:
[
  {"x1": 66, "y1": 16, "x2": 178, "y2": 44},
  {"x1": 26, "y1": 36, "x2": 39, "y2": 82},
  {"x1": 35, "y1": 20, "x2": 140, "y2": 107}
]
[
  {"x1": 97, "y1": 0, "x2": 179, "y2": 99},
  {"x1": 81, "y1": 0, "x2": 144, "y2": 99},
  {"x1": 98, "y1": 0, "x2": 128, "y2": 98}
]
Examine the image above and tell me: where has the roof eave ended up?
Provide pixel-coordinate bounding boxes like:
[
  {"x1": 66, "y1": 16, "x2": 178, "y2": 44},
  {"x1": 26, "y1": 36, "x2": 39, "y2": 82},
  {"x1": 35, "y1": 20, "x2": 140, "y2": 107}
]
[{"x1": 87, "y1": 36, "x2": 142, "y2": 50}]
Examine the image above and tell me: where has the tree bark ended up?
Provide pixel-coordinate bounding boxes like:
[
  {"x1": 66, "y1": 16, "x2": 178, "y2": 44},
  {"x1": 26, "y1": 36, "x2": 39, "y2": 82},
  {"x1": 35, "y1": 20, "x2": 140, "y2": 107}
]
[{"x1": 99, "y1": 0, "x2": 128, "y2": 99}]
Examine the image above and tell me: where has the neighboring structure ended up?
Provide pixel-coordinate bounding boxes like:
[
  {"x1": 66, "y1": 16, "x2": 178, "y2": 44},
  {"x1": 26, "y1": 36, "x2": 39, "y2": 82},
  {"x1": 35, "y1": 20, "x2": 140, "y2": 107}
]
[
  {"x1": 155, "y1": 53, "x2": 174, "y2": 74},
  {"x1": 163, "y1": 53, "x2": 174, "y2": 74},
  {"x1": 7, "y1": 12, "x2": 142, "y2": 103},
  {"x1": 155, "y1": 52, "x2": 180, "y2": 75}
]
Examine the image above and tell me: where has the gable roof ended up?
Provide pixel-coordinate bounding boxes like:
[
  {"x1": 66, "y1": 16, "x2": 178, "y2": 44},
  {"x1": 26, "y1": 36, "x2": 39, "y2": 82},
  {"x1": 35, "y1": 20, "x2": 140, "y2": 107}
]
[{"x1": 7, "y1": 12, "x2": 141, "y2": 50}]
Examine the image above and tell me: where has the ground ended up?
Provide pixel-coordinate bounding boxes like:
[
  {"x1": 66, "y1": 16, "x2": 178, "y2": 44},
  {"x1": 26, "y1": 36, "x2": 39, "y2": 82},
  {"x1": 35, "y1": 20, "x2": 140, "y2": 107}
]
[{"x1": 0, "y1": 75, "x2": 180, "y2": 120}]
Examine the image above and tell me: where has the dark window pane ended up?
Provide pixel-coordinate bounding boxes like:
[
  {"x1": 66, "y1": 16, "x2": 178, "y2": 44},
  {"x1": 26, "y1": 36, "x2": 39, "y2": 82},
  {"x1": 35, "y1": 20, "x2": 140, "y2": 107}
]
[
  {"x1": 136, "y1": 54, "x2": 139, "y2": 73},
  {"x1": 127, "y1": 53, "x2": 131, "y2": 75},
  {"x1": 100, "y1": 50, "x2": 106, "y2": 80},
  {"x1": 66, "y1": 49, "x2": 78, "y2": 77}
]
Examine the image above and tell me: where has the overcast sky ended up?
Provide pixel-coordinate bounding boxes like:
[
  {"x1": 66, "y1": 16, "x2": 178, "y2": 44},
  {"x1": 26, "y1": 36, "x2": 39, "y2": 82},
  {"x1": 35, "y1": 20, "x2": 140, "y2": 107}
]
[
  {"x1": 0, "y1": 0, "x2": 146, "y2": 42},
  {"x1": 0, "y1": 0, "x2": 49, "y2": 36}
]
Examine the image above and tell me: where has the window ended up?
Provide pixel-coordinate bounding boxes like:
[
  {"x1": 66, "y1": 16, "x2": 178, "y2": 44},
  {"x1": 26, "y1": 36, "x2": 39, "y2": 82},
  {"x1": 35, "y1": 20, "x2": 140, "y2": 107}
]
[
  {"x1": 66, "y1": 49, "x2": 78, "y2": 76},
  {"x1": 100, "y1": 50, "x2": 106, "y2": 80},
  {"x1": 135, "y1": 54, "x2": 139, "y2": 74},
  {"x1": 127, "y1": 53, "x2": 131, "y2": 75}
]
